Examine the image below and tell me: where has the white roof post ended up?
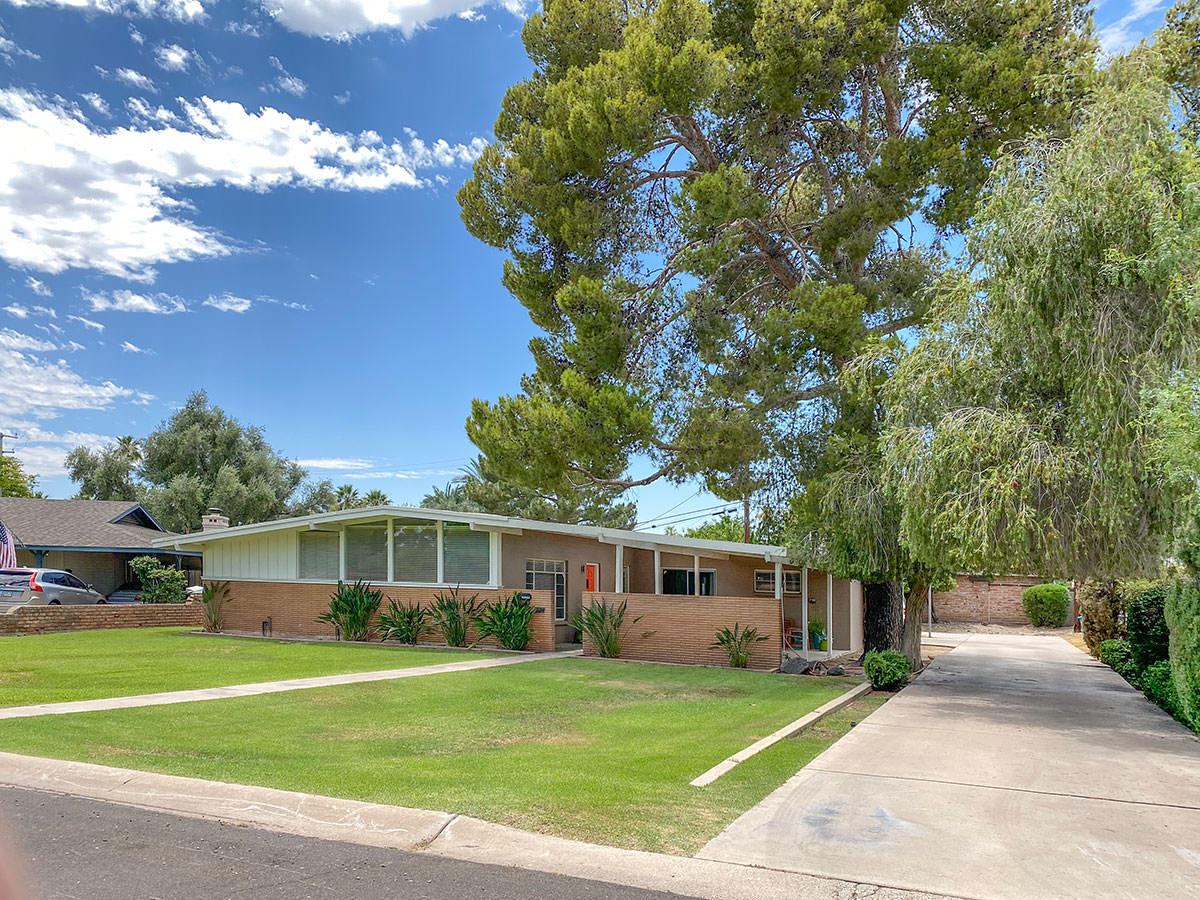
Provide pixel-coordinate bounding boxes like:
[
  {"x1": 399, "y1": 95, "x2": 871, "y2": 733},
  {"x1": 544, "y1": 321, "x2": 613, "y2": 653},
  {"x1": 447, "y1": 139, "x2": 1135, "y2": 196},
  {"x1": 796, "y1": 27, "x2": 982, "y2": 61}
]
[
  {"x1": 614, "y1": 544, "x2": 623, "y2": 593},
  {"x1": 338, "y1": 524, "x2": 346, "y2": 583},
  {"x1": 693, "y1": 554, "x2": 700, "y2": 596},
  {"x1": 827, "y1": 571, "x2": 834, "y2": 658},
  {"x1": 654, "y1": 547, "x2": 662, "y2": 595},
  {"x1": 801, "y1": 567, "x2": 809, "y2": 660},
  {"x1": 774, "y1": 559, "x2": 783, "y2": 665},
  {"x1": 386, "y1": 517, "x2": 394, "y2": 584}
]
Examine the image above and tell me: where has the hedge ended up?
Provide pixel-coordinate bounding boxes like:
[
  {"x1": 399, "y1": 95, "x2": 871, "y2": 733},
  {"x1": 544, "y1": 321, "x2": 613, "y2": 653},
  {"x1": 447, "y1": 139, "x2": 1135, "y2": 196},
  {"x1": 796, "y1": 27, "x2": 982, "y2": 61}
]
[
  {"x1": 1165, "y1": 579, "x2": 1200, "y2": 729},
  {"x1": 1099, "y1": 638, "x2": 1139, "y2": 685},
  {"x1": 864, "y1": 650, "x2": 910, "y2": 691},
  {"x1": 1077, "y1": 579, "x2": 1122, "y2": 653},
  {"x1": 1126, "y1": 583, "x2": 1170, "y2": 675},
  {"x1": 1021, "y1": 583, "x2": 1071, "y2": 627}
]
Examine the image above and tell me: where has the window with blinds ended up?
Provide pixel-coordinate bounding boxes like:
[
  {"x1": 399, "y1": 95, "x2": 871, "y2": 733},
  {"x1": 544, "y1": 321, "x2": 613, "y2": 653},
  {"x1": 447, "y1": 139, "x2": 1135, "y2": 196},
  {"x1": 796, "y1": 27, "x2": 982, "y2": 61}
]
[
  {"x1": 443, "y1": 522, "x2": 490, "y2": 584},
  {"x1": 393, "y1": 519, "x2": 437, "y2": 583},
  {"x1": 345, "y1": 524, "x2": 387, "y2": 581},
  {"x1": 299, "y1": 531, "x2": 338, "y2": 580}
]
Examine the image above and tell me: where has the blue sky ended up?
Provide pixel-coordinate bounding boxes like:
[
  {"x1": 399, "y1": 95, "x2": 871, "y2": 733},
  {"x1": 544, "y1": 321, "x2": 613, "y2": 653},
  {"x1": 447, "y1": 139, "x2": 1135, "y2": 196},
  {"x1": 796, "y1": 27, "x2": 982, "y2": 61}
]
[{"x1": 0, "y1": 0, "x2": 1172, "y2": 532}]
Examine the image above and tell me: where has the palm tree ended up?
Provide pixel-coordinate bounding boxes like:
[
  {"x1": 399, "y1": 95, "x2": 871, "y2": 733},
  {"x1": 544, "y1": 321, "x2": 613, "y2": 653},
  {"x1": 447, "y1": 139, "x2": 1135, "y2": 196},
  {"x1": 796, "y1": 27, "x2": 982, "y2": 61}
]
[
  {"x1": 361, "y1": 489, "x2": 391, "y2": 507},
  {"x1": 335, "y1": 484, "x2": 361, "y2": 510},
  {"x1": 114, "y1": 435, "x2": 142, "y2": 462}
]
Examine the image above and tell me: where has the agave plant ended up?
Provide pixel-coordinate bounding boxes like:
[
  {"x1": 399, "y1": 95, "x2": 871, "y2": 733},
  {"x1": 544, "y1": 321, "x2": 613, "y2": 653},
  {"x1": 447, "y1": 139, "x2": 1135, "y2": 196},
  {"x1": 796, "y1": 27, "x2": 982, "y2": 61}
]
[
  {"x1": 473, "y1": 592, "x2": 534, "y2": 650},
  {"x1": 430, "y1": 585, "x2": 480, "y2": 647},
  {"x1": 200, "y1": 580, "x2": 232, "y2": 633},
  {"x1": 318, "y1": 579, "x2": 383, "y2": 642},
  {"x1": 711, "y1": 623, "x2": 769, "y2": 668},
  {"x1": 377, "y1": 599, "x2": 430, "y2": 645},
  {"x1": 572, "y1": 598, "x2": 639, "y2": 658}
]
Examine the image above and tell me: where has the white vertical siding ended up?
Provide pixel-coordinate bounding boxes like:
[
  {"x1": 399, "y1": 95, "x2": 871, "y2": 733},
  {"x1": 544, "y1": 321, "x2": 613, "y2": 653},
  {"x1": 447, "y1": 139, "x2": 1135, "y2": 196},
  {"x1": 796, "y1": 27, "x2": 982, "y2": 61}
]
[{"x1": 202, "y1": 531, "x2": 298, "y2": 580}]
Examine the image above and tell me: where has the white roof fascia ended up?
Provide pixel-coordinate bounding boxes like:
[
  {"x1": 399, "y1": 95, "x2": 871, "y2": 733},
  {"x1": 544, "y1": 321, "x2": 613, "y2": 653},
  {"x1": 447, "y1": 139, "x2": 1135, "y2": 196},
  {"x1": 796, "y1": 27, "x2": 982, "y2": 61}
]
[{"x1": 152, "y1": 504, "x2": 794, "y2": 561}]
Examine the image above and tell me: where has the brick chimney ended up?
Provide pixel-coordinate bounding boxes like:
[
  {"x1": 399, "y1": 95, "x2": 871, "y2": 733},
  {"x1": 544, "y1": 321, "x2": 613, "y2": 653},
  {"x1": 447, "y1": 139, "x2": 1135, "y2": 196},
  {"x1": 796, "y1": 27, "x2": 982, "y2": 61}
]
[{"x1": 201, "y1": 508, "x2": 230, "y2": 531}]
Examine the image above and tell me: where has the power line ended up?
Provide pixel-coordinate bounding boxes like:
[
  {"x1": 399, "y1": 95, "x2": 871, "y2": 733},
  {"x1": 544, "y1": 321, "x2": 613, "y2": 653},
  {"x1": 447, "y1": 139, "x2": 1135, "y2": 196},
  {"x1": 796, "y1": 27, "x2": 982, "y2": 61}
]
[
  {"x1": 637, "y1": 503, "x2": 739, "y2": 530},
  {"x1": 636, "y1": 500, "x2": 732, "y2": 527},
  {"x1": 641, "y1": 488, "x2": 701, "y2": 526}
]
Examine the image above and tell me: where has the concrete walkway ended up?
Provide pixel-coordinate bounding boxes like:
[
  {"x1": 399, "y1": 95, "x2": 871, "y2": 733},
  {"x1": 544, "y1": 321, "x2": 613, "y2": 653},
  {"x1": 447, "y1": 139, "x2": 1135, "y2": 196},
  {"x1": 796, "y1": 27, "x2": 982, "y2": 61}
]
[
  {"x1": 0, "y1": 650, "x2": 579, "y2": 720},
  {"x1": 698, "y1": 634, "x2": 1200, "y2": 900}
]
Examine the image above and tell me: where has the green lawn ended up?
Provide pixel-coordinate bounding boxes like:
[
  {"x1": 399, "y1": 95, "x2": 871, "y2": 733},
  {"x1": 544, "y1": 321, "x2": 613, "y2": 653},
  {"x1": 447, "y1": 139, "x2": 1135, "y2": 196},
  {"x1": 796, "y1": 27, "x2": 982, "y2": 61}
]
[
  {"x1": 0, "y1": 628, "x2": 498, "y2": 707},
  {"x1": 0, "y1": 657, "x2": 876, "y2": 853}
]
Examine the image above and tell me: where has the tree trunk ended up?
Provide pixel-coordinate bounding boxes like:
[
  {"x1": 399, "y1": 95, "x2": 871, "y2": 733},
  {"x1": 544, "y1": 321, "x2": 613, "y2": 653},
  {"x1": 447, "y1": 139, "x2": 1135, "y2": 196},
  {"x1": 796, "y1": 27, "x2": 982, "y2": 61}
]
[
  {"x1": 862, "y1": 580, "x2": 904, "y2": 655},
  {"x1": 901, "y1": 582, "x2": 929, "y2": 672}
]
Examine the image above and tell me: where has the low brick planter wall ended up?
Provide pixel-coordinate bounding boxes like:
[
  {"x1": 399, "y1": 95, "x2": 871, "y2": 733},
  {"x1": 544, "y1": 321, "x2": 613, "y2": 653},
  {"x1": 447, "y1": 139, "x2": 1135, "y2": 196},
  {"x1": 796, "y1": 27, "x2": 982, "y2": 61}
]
[
  {"x1": 214, "y1": 581, "x2": 558, "y2": 652},
  {"x1": 580, "y1": 591, "x2": 782, "y2": 671},
  {"x1": 0, "y1": 602, "x2": 203, "y2": 636}
]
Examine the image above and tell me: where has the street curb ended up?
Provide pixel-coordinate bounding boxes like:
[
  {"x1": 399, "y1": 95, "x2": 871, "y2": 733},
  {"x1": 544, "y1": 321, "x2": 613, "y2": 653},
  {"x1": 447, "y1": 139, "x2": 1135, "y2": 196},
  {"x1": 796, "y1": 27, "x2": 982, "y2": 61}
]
[
  {"x1": 690, "y1": 681, "x2": 873, "y2": 786},
  {"x1": 0, "y1": 750, "x2": 952, "y2": 900}
]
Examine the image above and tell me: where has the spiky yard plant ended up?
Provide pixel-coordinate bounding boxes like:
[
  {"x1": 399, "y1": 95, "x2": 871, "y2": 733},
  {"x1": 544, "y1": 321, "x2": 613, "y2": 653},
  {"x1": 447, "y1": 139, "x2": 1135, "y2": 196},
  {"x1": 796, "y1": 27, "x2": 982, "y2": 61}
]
[
  {"x1": 473, "y1": 592, "x2": 535, "y2": 650},
  {"x1": 430, "y1": 585, "x2": 481, "y2": 647},
  {"x1": 377, "y1": 600, "x2": 430, "y2": 645},
  {"x1": 711, "y1": 623, "x2": 769, "y2": 669},
  {"x1": 318, "y1": 580, "x2": 383, "y2": 642},
  {"x1": 199, "y1": 580, "x2": 232, "y2": 633},
  {"x1": 572, "y1": 598, "x2": 640, "y2": 659}
]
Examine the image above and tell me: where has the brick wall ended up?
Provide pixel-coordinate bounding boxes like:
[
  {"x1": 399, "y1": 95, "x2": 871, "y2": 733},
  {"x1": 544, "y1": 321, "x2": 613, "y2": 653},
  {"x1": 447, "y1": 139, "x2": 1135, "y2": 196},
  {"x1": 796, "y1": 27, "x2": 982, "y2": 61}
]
[
  {"x1": 933, "y1": 575, "x2": 1047, "y2": 625},
  {"x1": 216, "y1": 581, "x2": 557, "y2": 651},
  {"x1": 579, "y1": 591, "x2": 782, "y2": 671},
  {"x1": 0, "y1": 602, "x2": 202, "y2": 636}
]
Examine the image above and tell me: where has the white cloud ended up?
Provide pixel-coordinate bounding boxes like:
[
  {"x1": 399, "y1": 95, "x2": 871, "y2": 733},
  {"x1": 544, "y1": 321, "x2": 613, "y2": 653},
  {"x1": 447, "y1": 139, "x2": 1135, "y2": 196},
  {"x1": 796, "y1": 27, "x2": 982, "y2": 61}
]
[
  {"x1": 262, "y1": 0, "x2": 528, "y2": 38},
  {"x1": 264, "y1": 56, "x2": 306, "y2": 97},
  {"x1": 129, "y1": 24, "x2": 145, "y2": 44},
  {"x1": 120, "y1": 339, "x2": 152, "y2": 353},
  {"x1": 3, "y1": 302, "x2": 55, "y2": 319},
  {"x1": 203, "y1": 292, "x2": 307, "y2": 312},
  {"x1": 4, "y1": 422, "x2": 116, "y2": 478},
  {"x1": 458, "y1": 8, "x2": 484, "y2": 21},
  {"x1": 113, "y1": 67, "x2": 157, "y2": 92},
  {"x1": 2, "y1": 0, "x2": 208, "y2": 20},
  {"x1": 154, "y1": 43, "x2": 193, "y2": 71},
  {"x1": 0, "y1": 26, "x2": 39, "y2": 62},
  {"x1": 0, "y1": 89, "x2": 488, "y2": 281},
  {"x1": 333, "y1": 91, "x2": 350, "y2": 105},
  {"x1": 85, "y1": 288, "x2": 187, "y2": 314},
  {"x1": 68, "y1": 315, "x2": 104, "y2": 332},
  {"x1": 203, "y1": 293, "x2": 251, "y2": 313},
  {"x1": 0, "y1": 338, "x2": 143, "y2": 420},
  {"x1": 26, "y1": 276, "x2": 52, "y2": 297},
  {"x1": 1097, "y1": 0, "x2": 1164, "y2": 55},
  {"x1": 298, "y1": 457, "x2": 373, "y2": 470},
  {"x1": 81, "y1": 92, "x2": 110, "y2": 116},
  {"x1": 226, "y1": 20, "x2": 260, "y2": 36}
]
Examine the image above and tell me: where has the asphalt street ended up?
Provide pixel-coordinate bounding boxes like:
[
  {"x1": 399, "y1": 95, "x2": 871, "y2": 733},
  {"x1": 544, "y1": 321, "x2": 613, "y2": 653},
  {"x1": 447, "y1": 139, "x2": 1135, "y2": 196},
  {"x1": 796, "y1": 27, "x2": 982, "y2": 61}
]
[{"x1": 0, "y1": 787, "x2": 692, "y2": 900}]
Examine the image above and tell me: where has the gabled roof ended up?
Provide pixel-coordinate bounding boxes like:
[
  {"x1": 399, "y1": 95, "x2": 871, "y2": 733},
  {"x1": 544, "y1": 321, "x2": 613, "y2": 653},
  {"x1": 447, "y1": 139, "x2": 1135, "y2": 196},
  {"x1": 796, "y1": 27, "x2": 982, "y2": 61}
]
[
  {"x1": 152, "y1": 505, "x2": 793, "y2": 563},
  {"x1": 0, "y1": 497, "x2": 191, "y2": 553}
]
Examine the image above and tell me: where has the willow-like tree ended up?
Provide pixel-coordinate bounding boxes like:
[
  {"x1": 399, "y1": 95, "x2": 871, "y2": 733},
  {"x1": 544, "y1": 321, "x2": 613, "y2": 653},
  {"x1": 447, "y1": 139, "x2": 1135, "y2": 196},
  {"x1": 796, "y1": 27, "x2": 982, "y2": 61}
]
[
  {"x1": 883, "y1": 61, "x2": 1200, "y2": 583},
  {"x1": 460, "y1": 0, "x2": 1094, "y2": 662}
]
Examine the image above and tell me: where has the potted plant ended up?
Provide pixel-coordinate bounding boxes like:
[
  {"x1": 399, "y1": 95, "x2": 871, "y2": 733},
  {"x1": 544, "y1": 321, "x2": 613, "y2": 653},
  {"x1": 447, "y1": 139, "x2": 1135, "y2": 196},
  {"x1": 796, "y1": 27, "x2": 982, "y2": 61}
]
[{"x1": 808, "y1": 615, "x2": 826, "y2": 651}]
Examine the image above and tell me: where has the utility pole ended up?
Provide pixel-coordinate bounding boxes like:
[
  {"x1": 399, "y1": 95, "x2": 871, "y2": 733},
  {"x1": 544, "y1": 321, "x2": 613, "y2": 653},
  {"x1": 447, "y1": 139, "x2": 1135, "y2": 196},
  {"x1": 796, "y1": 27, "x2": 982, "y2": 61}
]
[
  {"x1": 743, "y1": 496, "x2": 751, "y2": 543},
  {"x1": 0, "y1": 432, "x2": 15, "y2": 456}
]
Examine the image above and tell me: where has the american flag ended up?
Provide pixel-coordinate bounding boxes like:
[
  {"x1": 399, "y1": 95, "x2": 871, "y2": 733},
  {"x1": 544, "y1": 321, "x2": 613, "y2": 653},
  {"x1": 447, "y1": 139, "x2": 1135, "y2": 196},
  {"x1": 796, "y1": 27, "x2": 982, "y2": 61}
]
[{"x1": 0, "y1": 519, "x2": 16, "y2": 568}]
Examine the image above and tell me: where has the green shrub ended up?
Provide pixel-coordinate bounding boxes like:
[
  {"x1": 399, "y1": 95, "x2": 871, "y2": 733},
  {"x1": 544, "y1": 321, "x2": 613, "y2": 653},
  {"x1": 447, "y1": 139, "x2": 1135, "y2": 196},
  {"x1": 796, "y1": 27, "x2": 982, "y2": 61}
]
[
  {"x1": 474, "y1": 593, "x2": 535, "y2": 650},
  {"x1": 318, "y1": 580, "x2": 383, "y2": 642},
  {"x1": 377, "y1": 600, "x2": 429, "y2": 645},
  {"x1": 1077, "y1": 579, "x2": 1123, "y2": 653},
  {"x1": 430, "y1": 586, "x2": 480, "y2": 647},
  {"x1": 199, "y1": 580, "x2": 231, "y2": 633},
  {"x1": 573, "y1": 598, "x2": 641, "y2": 658},
  {"x1": 1021, "y1": 583, "x2": 1071, "y2": 627},
  {"x1": 1099, "y1": 638, "x2": 1139, "y2": 684},
  {"x1": 129, "y1": 556, "x2": 188, "y2": 604},
  {"x1": 864, "y1": 650, "x2": 910, "y2": 690},
  {"x1": 711, "y1": 623, "x2": 769, "y2": 668},
  {"x1": 1126, "y1": 583, "x2": 1170, "y2": 675},
  {"x1": 1141, "y1": 660, "x2": 1184, "y2": 722},
  {"x1": 1165, "y1": 579, "x2": 1200, "y2": 728}
]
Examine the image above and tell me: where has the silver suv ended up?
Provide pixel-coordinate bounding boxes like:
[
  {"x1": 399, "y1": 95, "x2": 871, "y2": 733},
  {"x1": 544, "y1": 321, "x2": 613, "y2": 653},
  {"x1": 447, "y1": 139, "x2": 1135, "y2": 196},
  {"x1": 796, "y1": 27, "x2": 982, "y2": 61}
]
[{"x1": 0, "y1": 568, "x2": 108, "y2": 610}]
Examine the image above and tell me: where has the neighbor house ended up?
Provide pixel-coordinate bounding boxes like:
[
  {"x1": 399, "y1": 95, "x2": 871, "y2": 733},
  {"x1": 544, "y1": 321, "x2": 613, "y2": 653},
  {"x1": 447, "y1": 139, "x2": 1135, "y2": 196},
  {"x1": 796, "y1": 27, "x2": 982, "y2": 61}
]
[
  {"x1": 154, "y1": 506, "x2": 864, "y2": 670},
  {"x1": 0, "y1": 497, "x2": 202, "y2": 598}
]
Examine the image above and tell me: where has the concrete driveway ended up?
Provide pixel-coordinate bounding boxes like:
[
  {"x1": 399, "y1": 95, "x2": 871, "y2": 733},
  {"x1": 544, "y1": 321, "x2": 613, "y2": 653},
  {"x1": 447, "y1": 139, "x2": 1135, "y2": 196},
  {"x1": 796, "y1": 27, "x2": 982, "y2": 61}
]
[{"x1": 698, "y1": 634, "x2": 1200, "y2": 900}]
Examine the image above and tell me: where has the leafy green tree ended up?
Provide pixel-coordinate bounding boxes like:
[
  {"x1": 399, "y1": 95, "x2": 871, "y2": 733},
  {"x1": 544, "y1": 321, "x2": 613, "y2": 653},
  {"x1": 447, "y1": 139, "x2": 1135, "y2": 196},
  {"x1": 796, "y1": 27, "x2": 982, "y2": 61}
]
[
  {"x1": 66, "y1": 392, "x2": 308, "y2": 532},
  {"x1": 685, "y1": 510, "x2": 781, "y2": 544},
  {"x1": 458, "y1": 0, "x2": 1094, "y2": 662},
  {"x1": 883, "y1": 63, "x2": 1200, "y2": 581},
  {"x1": 421, "y1": 456, "x2": 637, "y2": 528},
  {"x1": 0, "y1": 454, "x2": 38, "y2": 498},
  {"x1": 288, "y1": 479, "x2": 339, "y2": 516}
]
